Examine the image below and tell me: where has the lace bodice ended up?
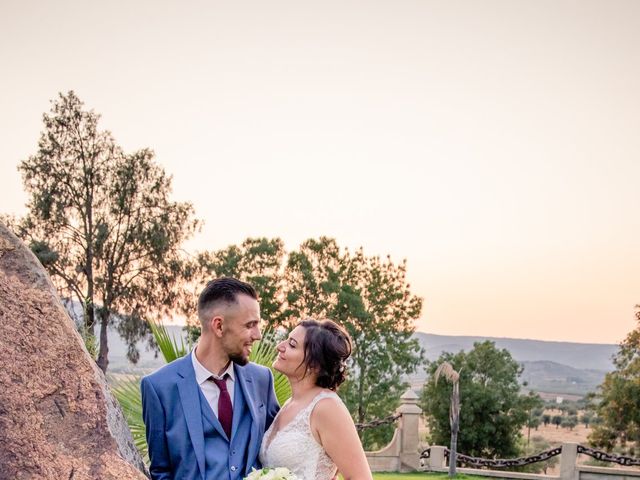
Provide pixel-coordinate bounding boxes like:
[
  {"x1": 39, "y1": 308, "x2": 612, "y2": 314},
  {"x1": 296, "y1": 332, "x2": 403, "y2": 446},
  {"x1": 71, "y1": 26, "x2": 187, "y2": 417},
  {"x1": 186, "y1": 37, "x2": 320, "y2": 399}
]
[{"x1": 259, "y1": 391, "x2": 339, "y2": 480}]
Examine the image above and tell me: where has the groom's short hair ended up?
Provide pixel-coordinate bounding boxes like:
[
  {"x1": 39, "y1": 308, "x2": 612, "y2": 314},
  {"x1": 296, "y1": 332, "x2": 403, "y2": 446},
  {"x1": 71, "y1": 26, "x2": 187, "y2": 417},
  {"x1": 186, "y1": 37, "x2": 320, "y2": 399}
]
[{"x1": 198, "y1": 277, "x2": 258, "y2": 329}]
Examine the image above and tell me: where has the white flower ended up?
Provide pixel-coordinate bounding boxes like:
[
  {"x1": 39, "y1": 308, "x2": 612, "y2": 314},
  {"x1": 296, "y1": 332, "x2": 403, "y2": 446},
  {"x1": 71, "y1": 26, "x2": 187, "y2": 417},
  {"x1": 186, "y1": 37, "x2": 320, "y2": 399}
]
[{"x1": 244, "y1": 467, "x2": 298, "y2": 480}]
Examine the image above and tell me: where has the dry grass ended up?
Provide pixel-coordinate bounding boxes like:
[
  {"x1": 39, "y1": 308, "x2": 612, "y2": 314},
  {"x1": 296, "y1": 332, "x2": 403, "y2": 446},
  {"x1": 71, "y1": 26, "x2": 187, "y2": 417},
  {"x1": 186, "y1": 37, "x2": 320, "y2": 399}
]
[
  {"x1": 420, "y1": 411, "x2": 592, "y2": 448},
  {"x1": 525, "y1": 422, "x2": 591, "y2": 445}
]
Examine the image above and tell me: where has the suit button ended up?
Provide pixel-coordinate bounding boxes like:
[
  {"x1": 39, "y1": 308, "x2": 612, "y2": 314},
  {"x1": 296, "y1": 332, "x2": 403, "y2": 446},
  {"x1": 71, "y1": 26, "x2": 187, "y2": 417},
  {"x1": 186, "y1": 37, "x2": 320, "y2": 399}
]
[
  {"x1": 231, "y1": 466, "x2": 237, "y2": 472},
  {"x1": 232, "y1": 451, "x2": 236, "y2": 455}
]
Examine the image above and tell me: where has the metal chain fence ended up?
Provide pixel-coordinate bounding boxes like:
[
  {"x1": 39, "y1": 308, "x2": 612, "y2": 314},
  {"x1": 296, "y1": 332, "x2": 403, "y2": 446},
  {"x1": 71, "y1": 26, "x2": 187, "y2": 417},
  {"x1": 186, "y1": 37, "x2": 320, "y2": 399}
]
[
  {"x1": 420, "y1": 445, "x2": 640, "y2": 469},
  {"x1": 355, "y1": 413, "x2": 402, "y2": 431},
  {"x1": 577, "y1": 445, "x2": 640, "y2": 467},
  {"x1": 421, "y1": 446, "x2": 563, "y2": 468}
]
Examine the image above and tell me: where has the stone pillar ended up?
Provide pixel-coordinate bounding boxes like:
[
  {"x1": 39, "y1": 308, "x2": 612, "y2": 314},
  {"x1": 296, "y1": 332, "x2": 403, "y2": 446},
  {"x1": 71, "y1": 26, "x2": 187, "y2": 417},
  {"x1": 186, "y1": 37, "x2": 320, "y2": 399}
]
[
  {"x1": 560, "y1": 442, "x2": 578, "y2": 480},
  {"x1": 397, "y1": 389, "x2": 423, "y2": 472},
  {"x1": 426, "y1": 446, "x2": 446, "y2": 470}
]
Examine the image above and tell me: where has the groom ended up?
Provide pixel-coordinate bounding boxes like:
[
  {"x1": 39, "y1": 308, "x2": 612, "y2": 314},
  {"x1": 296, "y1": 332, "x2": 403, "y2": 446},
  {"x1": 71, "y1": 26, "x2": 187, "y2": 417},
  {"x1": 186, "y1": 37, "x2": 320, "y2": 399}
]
[{"x1": 141, "y1": 277, "x2": 280, "y2": 480}]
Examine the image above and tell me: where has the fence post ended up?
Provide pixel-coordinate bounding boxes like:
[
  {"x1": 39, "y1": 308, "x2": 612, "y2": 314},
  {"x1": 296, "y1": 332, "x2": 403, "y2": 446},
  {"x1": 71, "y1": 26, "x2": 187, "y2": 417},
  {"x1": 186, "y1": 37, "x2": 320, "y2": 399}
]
[
  {"x1": 560, "y1": 442, "x2": 578, "y2": 480},
  {"x1": 428, "y1": 446, "x2": 446, "y2": 470},
  {"x1": 397, "y1": 389, "x2": 422, "y2": 472}
]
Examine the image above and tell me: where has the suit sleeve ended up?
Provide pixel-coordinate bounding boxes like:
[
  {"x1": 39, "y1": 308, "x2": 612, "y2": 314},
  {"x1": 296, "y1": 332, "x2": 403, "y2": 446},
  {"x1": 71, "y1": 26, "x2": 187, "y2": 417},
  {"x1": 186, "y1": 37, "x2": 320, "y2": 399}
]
[
  {"x1": 141, "y1": 377, "x2": 172, "y2": 480},
  {"x1": 265, "y1": 369, "x2": 280, "y2": 430}
]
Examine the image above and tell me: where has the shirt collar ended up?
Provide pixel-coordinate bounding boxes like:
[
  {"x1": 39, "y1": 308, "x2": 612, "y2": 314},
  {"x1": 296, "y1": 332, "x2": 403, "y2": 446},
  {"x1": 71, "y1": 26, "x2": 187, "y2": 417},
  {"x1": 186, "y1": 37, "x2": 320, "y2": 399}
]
[{"x1": 191, "y1": 345, "x2": 236, "y2": 386}]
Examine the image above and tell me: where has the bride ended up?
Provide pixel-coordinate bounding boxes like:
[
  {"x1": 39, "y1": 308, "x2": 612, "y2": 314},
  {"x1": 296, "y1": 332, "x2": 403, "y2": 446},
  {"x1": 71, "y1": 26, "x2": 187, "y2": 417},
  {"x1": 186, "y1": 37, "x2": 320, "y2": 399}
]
[{"x1": 260, "y1": 319, "x2": 373, "y2": 480}]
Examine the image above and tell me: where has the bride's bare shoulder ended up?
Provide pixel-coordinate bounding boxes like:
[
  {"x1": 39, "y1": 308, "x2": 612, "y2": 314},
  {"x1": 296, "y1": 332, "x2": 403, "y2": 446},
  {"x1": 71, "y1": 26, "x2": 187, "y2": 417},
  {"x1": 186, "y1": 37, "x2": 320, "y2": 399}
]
[{"x1": 311, "y1": 391, "x2": 351, "y2": 424}]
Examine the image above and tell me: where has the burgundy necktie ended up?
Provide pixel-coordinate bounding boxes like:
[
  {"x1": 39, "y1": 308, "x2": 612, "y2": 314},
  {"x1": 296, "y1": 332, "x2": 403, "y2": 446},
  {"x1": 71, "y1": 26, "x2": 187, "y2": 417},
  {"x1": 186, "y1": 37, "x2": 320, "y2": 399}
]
[{"x1": 211, "y1": 375, "x2": 233, "y2": 439}]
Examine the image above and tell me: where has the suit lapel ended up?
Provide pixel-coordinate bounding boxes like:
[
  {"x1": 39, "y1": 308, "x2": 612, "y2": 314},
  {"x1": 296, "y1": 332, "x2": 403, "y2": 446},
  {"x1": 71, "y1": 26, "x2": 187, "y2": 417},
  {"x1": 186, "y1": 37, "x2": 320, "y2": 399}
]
[
  {"x1": 177, "y1": 353, "x2": 206, "y2": 480},
  {"x1": 235, "y1": 364, "x2": 261, "y2": 462}
]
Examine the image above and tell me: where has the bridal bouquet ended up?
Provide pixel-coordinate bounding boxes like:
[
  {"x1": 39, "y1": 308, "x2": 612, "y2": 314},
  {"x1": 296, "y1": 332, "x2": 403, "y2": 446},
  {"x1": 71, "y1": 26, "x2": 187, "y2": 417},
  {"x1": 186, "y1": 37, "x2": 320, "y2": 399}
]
[{"x1": 244, "y1": 467, "x2": 298, "y2": 480}]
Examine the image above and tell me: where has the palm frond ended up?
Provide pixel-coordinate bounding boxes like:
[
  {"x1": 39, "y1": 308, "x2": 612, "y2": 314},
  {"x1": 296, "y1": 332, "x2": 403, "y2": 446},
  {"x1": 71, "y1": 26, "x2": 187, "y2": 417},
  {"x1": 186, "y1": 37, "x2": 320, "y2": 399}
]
[
  {"x1": 112, "y1": 376, "x2": 149, "y2": 463},
  {"x1": 148, "y1": 319, "x2": 191, "y2": 363},
  {"x1": 434, "y1": 361, "x2": 460, "y2": 384}
]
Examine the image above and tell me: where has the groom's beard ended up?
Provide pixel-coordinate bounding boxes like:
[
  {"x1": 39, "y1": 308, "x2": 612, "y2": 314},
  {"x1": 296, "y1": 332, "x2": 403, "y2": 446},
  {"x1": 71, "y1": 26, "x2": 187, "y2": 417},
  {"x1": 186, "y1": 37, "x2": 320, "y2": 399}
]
[{"x1": 229, "y1": 351, "x2": 249, "y2": 366}]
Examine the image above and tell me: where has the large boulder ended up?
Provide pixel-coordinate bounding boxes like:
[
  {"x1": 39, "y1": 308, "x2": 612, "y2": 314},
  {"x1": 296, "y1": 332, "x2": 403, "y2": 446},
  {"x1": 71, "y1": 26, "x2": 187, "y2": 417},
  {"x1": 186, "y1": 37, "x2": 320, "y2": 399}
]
[{"x1": 0, "y1": 223, "x2": 148, "y2": 480}]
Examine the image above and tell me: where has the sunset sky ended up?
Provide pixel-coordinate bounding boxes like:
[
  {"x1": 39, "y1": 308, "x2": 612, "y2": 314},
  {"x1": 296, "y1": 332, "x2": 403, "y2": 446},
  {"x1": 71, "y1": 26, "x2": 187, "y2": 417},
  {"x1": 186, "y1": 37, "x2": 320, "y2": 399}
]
[{"x1": 2, "y1": 1, "x2": 639, "y2": 344}]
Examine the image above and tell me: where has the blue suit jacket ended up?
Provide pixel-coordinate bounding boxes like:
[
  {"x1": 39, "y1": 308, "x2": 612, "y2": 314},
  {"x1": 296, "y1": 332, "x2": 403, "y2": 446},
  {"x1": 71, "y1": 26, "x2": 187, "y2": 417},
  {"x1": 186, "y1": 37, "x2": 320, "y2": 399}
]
[{"x1": 141, "y1": 353, "x2": 280, "y2": 480}]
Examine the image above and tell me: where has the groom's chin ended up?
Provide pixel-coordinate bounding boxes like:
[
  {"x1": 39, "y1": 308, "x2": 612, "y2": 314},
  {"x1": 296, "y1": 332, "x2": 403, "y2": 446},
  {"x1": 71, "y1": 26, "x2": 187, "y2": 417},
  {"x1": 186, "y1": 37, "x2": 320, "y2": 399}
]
[{"x1": 230, "y1": 353, "x2": 249, "y2": 366}]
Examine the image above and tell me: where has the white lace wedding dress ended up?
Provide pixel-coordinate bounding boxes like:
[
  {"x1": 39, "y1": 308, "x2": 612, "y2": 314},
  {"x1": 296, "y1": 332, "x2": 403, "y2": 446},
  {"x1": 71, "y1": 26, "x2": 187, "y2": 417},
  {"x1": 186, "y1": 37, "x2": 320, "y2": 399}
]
[{"x1": 259, "y1": 391, "x2": 339, "y2": 480}]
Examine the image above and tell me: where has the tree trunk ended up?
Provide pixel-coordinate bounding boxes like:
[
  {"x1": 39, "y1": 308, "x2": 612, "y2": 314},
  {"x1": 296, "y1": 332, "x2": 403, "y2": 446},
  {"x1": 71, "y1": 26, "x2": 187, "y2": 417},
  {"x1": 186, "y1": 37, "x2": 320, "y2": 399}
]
[
  {"x1": 354, "y1": 353, "x2": 367, "y2": 442},
  {"x1": 84, "y1": 296, "x2": 95, "y2": 332},
  {"x1": 85, "y1": 190, "x2": 94, "y2": 332},
  {"x1": 449, "y1": 427, "x2": 458, "y2": 477},
  {"x1": 357, "y1": 355, "x2": 366, "y2": 424},
  {"x1": 449, "y1": 381, "x2": 460, "y2": 477},
  {"x1": 96, "y1": 311, "x2": 109, "y2": 373}
]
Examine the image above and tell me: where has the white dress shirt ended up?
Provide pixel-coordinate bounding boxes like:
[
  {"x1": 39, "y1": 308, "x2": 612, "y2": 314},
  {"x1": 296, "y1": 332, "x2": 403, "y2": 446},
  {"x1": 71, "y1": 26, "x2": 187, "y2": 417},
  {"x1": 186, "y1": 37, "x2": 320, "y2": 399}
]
[{"x1": 192, "y1": 345, "x2": 235, "y2": 417}]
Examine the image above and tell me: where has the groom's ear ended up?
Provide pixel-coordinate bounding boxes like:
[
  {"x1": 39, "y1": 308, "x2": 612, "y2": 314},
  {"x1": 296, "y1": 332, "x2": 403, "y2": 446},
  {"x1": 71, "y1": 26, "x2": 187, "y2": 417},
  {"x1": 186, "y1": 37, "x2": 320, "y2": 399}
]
[{"x1": 211, "y1": 315, "x2": 224, "y2": 337}]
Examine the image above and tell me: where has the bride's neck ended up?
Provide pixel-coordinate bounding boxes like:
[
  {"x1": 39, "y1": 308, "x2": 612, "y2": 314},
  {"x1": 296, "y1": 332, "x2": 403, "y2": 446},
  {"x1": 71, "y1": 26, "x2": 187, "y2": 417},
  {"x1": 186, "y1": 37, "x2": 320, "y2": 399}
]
[{"x1": 288, "y1": 374, "x2": 320, "y2": 400}]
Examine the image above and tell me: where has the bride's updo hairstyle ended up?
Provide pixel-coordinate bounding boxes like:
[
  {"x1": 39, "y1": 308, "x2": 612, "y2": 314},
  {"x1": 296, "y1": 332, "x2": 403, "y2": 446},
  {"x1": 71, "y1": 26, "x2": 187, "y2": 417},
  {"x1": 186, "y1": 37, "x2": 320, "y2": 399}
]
[{"x1": 298, "y1": 318, "x2": 352, "y2": 391}]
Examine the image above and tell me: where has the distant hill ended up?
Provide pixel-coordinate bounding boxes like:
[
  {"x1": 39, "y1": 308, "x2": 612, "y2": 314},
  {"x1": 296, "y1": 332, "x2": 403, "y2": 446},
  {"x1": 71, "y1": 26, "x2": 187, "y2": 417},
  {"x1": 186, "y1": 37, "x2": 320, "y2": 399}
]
[
  {"x1": 410, "y1": 333, "x2": 618, "y2": 397},
  {"x1": 103, "y1": 326, "x2": 618, "y2": 396},
  {"x1": 519, "y1": 360, "x2": 607, "y2": 396},
  {"x1": 414, "y1": 332, "x2": 617, "y2": 371}
]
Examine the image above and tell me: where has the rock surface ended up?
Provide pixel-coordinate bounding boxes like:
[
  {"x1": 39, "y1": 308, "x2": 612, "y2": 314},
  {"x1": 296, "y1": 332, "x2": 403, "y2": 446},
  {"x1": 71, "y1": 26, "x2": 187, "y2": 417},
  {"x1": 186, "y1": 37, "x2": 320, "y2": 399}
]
[{"x1": 0, "y1": 223, "x2": 148, "y2": 480}]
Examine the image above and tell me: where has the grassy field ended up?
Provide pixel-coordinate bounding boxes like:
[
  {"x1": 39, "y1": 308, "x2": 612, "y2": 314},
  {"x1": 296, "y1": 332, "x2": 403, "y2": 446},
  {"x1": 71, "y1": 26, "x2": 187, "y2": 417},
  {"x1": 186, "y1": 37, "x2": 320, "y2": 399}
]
[{"x1": 373, "y1": 473, "x2": 488, "y2": 480}]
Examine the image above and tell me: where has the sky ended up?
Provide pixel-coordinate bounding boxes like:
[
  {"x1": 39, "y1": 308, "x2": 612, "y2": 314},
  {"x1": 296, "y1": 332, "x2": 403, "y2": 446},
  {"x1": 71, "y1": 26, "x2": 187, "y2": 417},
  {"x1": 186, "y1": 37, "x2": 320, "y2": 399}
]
[{"x1": 1, "y1": 1, "x2": 639, "y2": 344}]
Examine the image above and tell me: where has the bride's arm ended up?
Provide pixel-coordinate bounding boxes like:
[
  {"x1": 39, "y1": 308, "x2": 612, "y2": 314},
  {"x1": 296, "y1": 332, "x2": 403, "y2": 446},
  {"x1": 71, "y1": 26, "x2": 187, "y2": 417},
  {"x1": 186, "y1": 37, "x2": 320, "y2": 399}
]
[{"x1": 310, "y1": 397, "x2": 373, "y2": 480}]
